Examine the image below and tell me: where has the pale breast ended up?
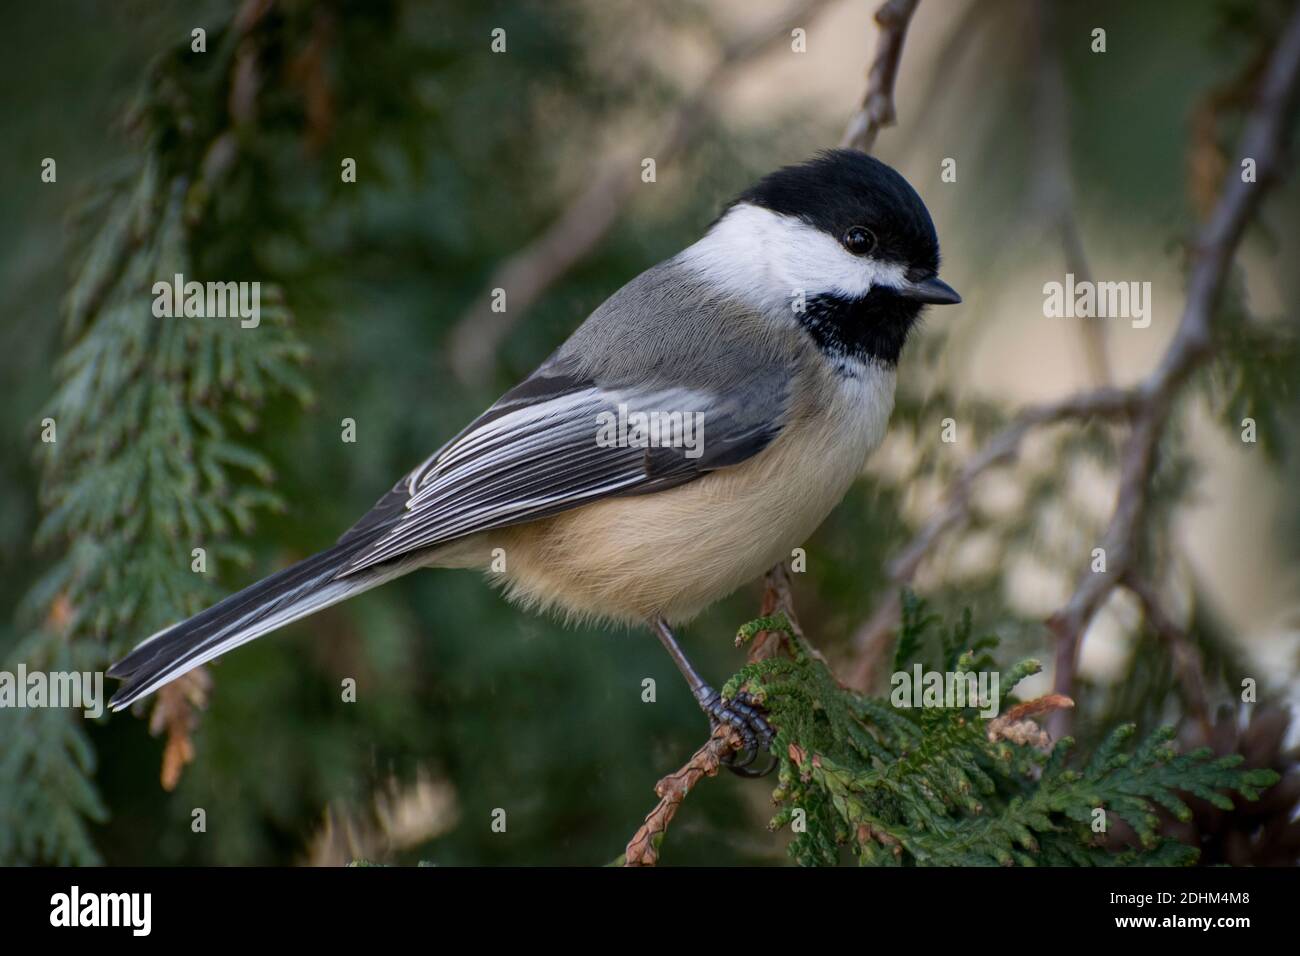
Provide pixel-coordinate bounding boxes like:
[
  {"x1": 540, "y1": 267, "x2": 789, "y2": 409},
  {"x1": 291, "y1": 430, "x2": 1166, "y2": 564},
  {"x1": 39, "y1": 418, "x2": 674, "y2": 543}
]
[{"x1": 457, "y1": 361, "x2": 896, "y2": 626}]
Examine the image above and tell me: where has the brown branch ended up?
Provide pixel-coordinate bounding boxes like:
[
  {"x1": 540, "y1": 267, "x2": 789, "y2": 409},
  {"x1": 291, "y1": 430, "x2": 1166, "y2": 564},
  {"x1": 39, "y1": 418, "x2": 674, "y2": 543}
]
[
  {"x1": 840, "y1": 0, "x2": 920, "y2": 151},
  {"x1": 749, "y1": 562, "x2": 803, "y2": 661},
  {"x1": 622, "y1": 724, "x2": 743, "y2": 866},
  {"x1": 1046, "y1": 5, "x2": 1300, "y2": 736},
  {"x1": 622, "y1": 560, "x2": 836, "y2": 866},
  {"x1": 620, "y1": 564, "x2": 797, "y2": 867},
  {"x1": 448, "y1": 0, "x2": 839, "y2": 385}
]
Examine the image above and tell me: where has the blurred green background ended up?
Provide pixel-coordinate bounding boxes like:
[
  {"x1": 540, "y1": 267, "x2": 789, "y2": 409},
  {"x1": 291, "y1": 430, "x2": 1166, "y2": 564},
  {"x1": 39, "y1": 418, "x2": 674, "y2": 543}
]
[{"x1": 1, "y1": 0, "x2": 1297, "y2": 865}]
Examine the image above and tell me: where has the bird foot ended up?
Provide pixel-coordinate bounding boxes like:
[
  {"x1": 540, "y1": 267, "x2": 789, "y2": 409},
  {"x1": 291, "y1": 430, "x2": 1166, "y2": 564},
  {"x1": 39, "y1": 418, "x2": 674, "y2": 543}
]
[{"x1": 697, "y1": 686, "x2": 777, "y2": 777}]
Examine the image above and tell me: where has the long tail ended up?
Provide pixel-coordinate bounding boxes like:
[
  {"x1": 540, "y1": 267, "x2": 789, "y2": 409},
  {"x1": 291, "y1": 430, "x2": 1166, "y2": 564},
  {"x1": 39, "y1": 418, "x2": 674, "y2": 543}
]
[{"x1": 107, "y1": 540, "x2": 409, "y2": 711}]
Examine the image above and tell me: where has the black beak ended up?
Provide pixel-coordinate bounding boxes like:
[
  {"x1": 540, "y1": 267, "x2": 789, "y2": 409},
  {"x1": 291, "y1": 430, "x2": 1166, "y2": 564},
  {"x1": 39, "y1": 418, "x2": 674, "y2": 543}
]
[{"x1": 903, "y1": 276, "x2": 961, "y2": 305}]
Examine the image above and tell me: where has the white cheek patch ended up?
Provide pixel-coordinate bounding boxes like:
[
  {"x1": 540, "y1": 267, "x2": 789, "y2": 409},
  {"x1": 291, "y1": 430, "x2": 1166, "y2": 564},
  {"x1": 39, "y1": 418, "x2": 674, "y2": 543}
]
[{"x1": 678, "y1": 202, "x2": 907, "y2": 307}]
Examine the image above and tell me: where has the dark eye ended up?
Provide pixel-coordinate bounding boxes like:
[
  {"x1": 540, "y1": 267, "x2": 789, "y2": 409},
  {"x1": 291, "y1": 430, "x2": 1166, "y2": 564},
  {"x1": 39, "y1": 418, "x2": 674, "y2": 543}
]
[{"x1": 842, "y1": 225, "x2": 877, "y2": 256}]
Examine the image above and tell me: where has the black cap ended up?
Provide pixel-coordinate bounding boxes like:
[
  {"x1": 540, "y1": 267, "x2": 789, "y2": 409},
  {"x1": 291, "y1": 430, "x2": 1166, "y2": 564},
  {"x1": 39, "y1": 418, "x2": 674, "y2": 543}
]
[{"x1": 735, "y1": 149, "x2": 941, "y2": 279}]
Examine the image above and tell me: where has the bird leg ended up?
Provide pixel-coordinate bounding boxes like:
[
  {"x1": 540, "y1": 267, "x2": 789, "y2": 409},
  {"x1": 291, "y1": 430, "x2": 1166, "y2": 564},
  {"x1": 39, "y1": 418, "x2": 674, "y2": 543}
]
[{"x1": 649, "y1": 615, "x2": 776, "y2": 777}]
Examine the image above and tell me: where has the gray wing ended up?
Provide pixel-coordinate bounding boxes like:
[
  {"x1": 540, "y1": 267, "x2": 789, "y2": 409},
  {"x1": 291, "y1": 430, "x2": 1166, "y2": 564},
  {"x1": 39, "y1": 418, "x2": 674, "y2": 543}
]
[
  {"x1": 336, "y1": 264, "x2": 794, "y2": 576},
  {"x1": 336, "y1": 360, "x2": 786, "y2": 576}
]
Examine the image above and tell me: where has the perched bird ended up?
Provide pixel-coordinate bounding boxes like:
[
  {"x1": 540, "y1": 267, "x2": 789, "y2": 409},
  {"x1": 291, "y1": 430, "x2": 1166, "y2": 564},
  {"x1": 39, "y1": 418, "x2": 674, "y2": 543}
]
[{"x1": 108, "y1": 149, "x2": 959, "y2": 771}]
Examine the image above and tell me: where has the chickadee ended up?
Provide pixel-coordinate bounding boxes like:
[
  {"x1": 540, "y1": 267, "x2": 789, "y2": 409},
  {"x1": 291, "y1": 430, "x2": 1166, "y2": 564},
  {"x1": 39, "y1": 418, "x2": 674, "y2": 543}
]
[{"x1": 108, "y1": 149, "x2": 959, "y2": 769}]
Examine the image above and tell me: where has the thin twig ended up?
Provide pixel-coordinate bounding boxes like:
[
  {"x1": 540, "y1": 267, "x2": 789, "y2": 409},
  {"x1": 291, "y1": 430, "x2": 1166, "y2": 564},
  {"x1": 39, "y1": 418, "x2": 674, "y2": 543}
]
[
  {"x1": 449, "y1": 0, "x2": 838, "y2": 385},
  {"x1": 620, "y1": 564, "x2": 796, "y2": 867},
  {"x1": 620, "y1": 561, "x2": 829, "y2": 865},
  {"x1": 840, "y1": 0, "x2": 920, "y2": 151},
  {"x1": 750, "y1": 563, "x2": 802, "y2": 661},
  {"x1": 622, "y1": 724, "x2": 743, "y2": 866}
]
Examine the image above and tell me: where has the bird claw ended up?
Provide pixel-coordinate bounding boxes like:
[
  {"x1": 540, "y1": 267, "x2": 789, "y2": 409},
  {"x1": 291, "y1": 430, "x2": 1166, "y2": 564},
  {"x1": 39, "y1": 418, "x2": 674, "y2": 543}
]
[{"x1": 698, "y1": 687, "x2": 777, "y2": 777}]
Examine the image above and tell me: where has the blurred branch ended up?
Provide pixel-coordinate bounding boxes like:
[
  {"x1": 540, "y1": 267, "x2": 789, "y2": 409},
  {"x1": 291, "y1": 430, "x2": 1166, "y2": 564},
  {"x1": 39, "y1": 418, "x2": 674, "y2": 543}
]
[
  {"x1": 849, "y1": 4, "x2": 1300, "y2": 701},
  {"x1": 846, "y1": 386, "x2": 1137, "y2": 688},
  {"x1": 850, "y1": 11, "x2": 1110, "y2": 690},
  {"x1": 1047, "y1": 4, "x2": 1300, "y2": 736},
  {"x1": 840, "y1": 0, "x2": 919, "y2": 151},
  {"x1": 449, "y1": 0, "x2": 839, "y2": 385}
]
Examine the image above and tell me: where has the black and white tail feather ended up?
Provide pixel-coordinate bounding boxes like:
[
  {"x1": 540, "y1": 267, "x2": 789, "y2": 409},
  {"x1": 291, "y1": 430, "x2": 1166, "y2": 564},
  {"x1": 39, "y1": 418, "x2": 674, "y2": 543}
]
[{"x1": 107, "y1": 537, "x2": 408, "y2": 710}]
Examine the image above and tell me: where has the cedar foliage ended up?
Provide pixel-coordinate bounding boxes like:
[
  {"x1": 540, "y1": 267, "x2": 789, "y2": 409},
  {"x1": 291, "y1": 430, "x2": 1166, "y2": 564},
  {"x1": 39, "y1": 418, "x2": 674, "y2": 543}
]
[
  {"x1": 729, "y1": 597, "x2": 1277, "y2": 866},
  {"x1": 2, "y1": 10, "x2": 314, "y2": 864}
]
